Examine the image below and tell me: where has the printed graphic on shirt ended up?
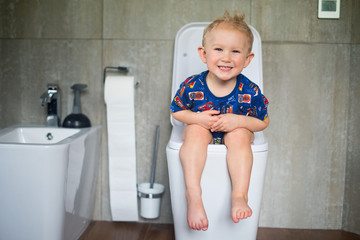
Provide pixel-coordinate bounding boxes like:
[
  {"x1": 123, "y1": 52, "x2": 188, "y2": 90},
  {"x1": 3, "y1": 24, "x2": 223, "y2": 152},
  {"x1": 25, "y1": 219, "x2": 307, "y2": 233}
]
[
  {"x1": 189, "y1": 91, "x2": 204, "y2": 100},
  {"x1": 186, "y1": 81, "x2": 196, "y2": 88},
  {"x1": 199, "y1": 78, "x2": 205, "y2": 86},
  {"x1": 263, "y1": 96, "x2": 269, "y2": 109},
  {"x1": 198, "y1": 101, "x2": 215, "y2": 111},
  {"x1": 245, "y1": 106, "x2": 258, "y2": 116},
  {"x1": 238, "y1": 94, "x2": 251, "y2": 103},
  {"x1": 220, "y1": 105, "x2": 233, "y2": 114},
  {"x1": 253, "y1": 86, "x2": 259, "y2": 96},
  {"x1": 174, "y1": 96, "x2": 186, "y2": 109},
  {"x1": 249, "y1": 83, "x2": 259, "y2": 96},
  {"x1": 239, "y1": 82, "x2": 243, "y2": 91},
  {"x1": 179, "y1": 86, "x2": 186, "y2": 97},
  {"x1": 184, "y1": 76, "x2": 195, "y2": 85}
]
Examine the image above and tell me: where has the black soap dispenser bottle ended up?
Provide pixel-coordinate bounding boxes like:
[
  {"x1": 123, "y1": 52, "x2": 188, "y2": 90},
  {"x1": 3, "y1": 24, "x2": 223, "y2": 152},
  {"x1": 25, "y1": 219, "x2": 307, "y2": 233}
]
[{"x1": 63, "y1": 84, "x2": 91, "y2": 128}]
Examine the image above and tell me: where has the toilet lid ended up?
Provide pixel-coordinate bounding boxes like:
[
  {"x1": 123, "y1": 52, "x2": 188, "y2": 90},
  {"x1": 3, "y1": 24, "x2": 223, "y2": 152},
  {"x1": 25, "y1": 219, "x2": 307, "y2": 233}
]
[{"x1": 170, "y1": 22, "x2": 264, "y2": 127}]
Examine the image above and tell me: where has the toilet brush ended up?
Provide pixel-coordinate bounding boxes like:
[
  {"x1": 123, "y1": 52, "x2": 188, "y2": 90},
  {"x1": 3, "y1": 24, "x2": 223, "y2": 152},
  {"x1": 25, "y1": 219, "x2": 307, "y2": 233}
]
[
  {"x1": 150, "y1": 125, "x2": 160, "y2": 188},
  {"x1": 137, "y1": 125, "x2": 164, "y2": 219}
]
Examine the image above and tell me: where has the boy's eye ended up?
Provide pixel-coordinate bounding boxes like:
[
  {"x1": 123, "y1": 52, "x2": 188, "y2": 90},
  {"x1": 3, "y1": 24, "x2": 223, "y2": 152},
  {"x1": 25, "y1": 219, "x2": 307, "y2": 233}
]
[
  {"x1": 232, "y1": 50, "x2": 240, "y2": 53},
  {"x1": 214, "y1": 48, "x2": 223, "y2": 51}
]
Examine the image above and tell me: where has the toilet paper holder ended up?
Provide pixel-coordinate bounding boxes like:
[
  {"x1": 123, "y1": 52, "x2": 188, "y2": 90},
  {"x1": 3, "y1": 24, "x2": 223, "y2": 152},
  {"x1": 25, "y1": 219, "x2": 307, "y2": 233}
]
[{"x1": 103, "y1": 66, "x2": 140, "y2": 88}]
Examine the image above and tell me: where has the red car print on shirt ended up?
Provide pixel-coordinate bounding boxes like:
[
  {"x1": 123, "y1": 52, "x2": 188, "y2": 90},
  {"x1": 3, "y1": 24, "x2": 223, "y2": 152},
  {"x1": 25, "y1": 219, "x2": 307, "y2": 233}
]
[{"x1": 198, "y1": 101, "x2": 215, "y2": 111}]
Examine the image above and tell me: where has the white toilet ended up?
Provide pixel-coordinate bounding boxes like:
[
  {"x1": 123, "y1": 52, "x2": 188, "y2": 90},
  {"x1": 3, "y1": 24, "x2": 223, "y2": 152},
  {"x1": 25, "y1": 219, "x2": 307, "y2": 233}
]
[{"x1": 166, "y1": 23, "x2": 268, "y2": 240}]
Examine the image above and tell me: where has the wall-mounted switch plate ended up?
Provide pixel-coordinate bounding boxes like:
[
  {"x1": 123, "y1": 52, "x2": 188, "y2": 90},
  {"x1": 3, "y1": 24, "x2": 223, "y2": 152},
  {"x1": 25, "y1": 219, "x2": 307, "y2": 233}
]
[{"x1": 318, "y1": 0, "x2": 340, "y2": 19}]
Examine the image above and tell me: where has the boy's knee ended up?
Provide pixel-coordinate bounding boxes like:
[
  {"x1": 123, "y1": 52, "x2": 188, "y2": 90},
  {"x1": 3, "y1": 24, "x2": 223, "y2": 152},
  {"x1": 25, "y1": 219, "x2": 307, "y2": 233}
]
[
  {"x1": 224, "y1": 128, "x2": 254, "y2": 146},
  {"x1": 183, "y1": 124, "x2": 212, "y2": 144}
]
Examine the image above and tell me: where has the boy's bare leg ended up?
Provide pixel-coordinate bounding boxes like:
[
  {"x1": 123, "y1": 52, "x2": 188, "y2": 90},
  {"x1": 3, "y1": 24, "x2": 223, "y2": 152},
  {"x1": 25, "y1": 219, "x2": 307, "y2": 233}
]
[
  {"x1": 224, "y1": 128, "x2": 254, "y2": 223},
  {"x1": 180, "y1": 124, "x2": 213, "y2": 231}
]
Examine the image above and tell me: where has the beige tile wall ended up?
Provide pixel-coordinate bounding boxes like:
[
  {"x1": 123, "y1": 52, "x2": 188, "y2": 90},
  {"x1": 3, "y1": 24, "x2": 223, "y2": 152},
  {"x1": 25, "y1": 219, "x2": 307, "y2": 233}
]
[{"x1": 343, "y1": 44, "x2": 360, "y2": 233}]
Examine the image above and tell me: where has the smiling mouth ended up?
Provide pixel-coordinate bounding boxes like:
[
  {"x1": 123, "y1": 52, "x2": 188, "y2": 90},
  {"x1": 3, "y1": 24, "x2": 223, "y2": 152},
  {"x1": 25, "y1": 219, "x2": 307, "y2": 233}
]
[{"x1": 218, "y1": 66, "x2": 232, "y2": 71}]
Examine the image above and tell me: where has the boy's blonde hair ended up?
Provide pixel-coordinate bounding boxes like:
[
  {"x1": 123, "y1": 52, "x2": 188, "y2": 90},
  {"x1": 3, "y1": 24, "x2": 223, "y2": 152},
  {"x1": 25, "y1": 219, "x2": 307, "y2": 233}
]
[{"x1": 202, "y1": 11, "x2": 254, "y2": 53}]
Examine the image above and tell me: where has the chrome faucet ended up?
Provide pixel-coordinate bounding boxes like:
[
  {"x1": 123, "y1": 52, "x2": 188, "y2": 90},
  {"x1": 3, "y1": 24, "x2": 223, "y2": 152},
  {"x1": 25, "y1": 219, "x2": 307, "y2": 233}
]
[{"x1": 40, "y1": 84, "x2": 61, "y2": 127}]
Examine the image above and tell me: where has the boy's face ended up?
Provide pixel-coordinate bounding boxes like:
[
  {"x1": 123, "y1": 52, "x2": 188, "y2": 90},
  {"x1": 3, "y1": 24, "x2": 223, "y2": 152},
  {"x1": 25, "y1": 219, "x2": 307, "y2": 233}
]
[{"x1": 198, "y1": 23, "x2": 254, "y2": 82}]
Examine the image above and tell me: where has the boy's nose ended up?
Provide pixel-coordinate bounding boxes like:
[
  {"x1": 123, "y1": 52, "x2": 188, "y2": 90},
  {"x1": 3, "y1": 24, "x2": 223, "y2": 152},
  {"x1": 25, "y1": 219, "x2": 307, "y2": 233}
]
[{"x1": 221, "y1": 51, "x2": 231, "y2": 62}]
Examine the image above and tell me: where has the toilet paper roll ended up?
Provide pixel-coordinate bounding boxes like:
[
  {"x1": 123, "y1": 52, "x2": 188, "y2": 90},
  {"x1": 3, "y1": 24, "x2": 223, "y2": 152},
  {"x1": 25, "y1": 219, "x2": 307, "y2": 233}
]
[{"x1": 105, "y1": 75, "x2": 138, "y2": 221}]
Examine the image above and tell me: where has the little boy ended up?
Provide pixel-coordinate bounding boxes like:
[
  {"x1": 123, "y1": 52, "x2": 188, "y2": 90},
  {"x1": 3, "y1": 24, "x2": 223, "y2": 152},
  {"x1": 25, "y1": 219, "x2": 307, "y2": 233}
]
[{"x1": 170, "y1": 11, "x2": 269, "y2": 231}]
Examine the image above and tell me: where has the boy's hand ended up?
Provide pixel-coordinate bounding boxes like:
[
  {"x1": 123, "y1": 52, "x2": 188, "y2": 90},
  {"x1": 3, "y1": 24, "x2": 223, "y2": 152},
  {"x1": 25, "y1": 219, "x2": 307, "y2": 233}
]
[
  {"x1": 211, "y1": 113, "x2": 239, "y2": 132},
  {"x1": 196, "y1": 110, "x2": 220, "y2": 130},
  {"x1": 211, "y1": 114, "x2": 269, "y2": 133}
]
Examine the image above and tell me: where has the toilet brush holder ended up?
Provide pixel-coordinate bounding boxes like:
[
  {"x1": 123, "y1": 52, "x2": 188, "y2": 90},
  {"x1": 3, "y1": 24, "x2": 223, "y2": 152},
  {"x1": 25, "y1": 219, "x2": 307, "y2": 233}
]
[{"x1": 137, "y1": 182, "x2": 164, "y2": 219}]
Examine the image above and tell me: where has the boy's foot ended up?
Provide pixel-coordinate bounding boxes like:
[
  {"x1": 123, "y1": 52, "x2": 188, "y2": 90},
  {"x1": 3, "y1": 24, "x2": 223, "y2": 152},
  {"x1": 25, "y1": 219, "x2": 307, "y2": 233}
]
[
  {"x1": 186, "y1": 191, "x2": 208, "y2": 231},
  {"x1": 231, "y1": 194, "x2": 252, "y2": 223}
]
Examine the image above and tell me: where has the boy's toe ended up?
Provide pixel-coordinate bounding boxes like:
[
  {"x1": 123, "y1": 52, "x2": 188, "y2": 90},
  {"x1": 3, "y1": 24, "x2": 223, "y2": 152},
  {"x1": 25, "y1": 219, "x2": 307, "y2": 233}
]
[{"x1": 201, "y1": 220, "x2": 208, "y2": 231}]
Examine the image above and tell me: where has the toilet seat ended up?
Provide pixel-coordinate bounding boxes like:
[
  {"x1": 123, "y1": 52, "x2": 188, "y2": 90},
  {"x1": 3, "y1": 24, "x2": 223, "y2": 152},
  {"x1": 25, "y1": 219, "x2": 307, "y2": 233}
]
[{"x1": 167, "y1": 22, "x2": 268, "y2": 240}]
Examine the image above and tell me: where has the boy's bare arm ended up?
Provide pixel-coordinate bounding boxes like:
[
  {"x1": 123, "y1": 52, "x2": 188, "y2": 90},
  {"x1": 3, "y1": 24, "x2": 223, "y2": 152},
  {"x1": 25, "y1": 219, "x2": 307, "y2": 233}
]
[
  {"x1": 171, "y1": 110, "x2": 220, "y2": 130},
  {"x1": 211, "y1": 114, "x2": 269, "y2": 133}
]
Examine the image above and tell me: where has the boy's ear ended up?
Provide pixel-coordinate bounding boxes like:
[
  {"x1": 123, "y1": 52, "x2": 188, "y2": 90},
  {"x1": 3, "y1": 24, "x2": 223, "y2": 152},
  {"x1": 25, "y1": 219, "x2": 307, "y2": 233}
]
[
  {"x1": 198, "y1": 46, "x2": 207, "y2": 64},
  {"x1": 244, "y1": 52, "x2": 255, "y2": 68}
]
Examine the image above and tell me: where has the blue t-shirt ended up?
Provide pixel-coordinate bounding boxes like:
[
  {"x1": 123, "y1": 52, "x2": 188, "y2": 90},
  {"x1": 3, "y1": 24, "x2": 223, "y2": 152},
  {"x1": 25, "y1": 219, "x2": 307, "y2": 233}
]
[{"x1": 170, "y1": 71, "x2": 269, "y2": 120}]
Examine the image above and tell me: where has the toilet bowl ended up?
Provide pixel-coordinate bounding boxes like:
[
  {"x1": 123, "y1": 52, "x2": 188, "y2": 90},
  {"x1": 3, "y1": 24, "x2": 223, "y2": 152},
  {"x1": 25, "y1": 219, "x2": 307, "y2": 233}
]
[{"x1": 166, "y1": 23, "x2": 268, "y2": 240}]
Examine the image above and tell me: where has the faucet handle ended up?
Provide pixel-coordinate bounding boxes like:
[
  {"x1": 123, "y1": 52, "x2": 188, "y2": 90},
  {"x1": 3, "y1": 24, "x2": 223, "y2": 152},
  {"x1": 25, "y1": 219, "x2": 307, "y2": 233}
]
[
  {"x1": 47, "y1": 83, "x2": 60, "y2": 91},
  {"x1": 40, "y1": 84, "x2": 58, "y2": 105}
]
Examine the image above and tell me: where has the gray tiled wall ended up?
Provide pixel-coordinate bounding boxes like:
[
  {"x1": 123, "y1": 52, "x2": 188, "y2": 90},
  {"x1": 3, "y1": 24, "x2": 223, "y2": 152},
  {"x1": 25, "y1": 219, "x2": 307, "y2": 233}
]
[{"x1": 0, "y1": 0, "x2": 359, "y2": 234}]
